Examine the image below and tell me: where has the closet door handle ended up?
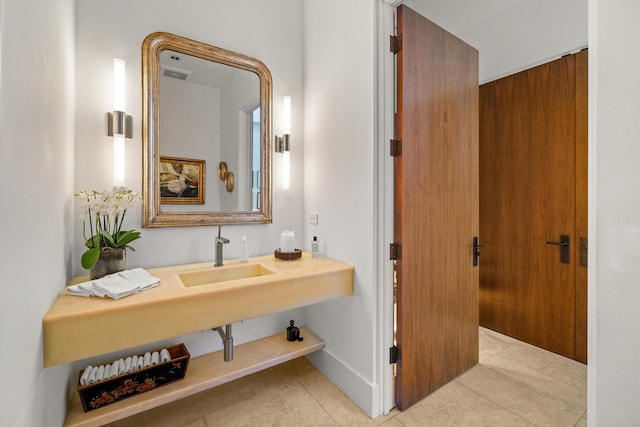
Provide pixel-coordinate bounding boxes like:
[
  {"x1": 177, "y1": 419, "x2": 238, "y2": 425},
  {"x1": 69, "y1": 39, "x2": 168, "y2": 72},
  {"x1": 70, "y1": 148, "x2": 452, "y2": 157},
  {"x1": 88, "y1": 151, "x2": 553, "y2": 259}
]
[
  {"x1": 546, "y1": 235, "x2": 570, "y2": 264},
  {"x1": 473, "y1": 236, "x2": 484, "y2": 267}
]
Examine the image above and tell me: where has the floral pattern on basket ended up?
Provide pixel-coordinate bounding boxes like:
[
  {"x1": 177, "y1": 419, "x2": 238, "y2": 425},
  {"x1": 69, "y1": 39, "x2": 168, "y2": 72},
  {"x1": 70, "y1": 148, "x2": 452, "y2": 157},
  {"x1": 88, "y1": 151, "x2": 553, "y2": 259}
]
[
  {"x1": 78, "y1": 346, "x2": 188, "y2": 412},
  {"x1": 88, "y1": 373, "x2": 172, "y2": 408}
]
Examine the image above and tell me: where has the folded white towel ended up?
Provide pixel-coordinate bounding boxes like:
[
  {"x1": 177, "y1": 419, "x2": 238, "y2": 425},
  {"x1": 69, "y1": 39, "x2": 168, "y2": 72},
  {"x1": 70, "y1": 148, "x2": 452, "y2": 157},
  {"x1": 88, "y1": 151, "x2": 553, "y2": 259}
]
[
  {"x1": 151, "y1": 351, "x2": 160, "y2": 366},
  {"x1": 80, "y1": 365, "x2": 93, "y2": 386},
  {"x1": 95, "y1": 365, "x2": 105, "y2": 382},
  {"x1": 66, "y1": 280, "x2": 105, "y2": 298},
  {"x1": 88, "y1": 366, "x2": 98, "y2": 385},
  {"x1": 118, "y1": 268, "x2": 160, "y2": 290},
  {"x1": 66, "y1": 268, "x2": 160, "y2": 299},
  {"x1": 143, "y1": 352, "x2": 151, "y2": 368},
  {"x1": 117, "y1": 358, "x2": 125, "y2": 375},
  {"x1": 160, "y1": 348, "x2": 171, "y2": 363},
  {"x1": 131, "y1": 355, "x2": 138, "y2": 371},
  {"x1": 124, "y1": 357, "x2": 132, "y2": 373},
  {"x1": 66, "y1": 284, "x2": 92, "y2": 297},
  {"x1": 93, "y1": 275, "x2": 140, "y2": 300},
  {"x1": 136, "y1": 355, "x2": 144, "y2": 370},
  {"x1": 80, "y1": 281, "x2": 106, "y2": 298}
]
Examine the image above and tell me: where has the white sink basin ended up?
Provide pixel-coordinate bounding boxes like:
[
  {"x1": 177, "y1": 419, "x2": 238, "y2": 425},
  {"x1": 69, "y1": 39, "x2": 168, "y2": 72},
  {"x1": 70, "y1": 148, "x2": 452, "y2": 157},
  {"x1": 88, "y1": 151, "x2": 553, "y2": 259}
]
[{"x1": 178, "y1": 263, "x2": 277, "y2": 287}]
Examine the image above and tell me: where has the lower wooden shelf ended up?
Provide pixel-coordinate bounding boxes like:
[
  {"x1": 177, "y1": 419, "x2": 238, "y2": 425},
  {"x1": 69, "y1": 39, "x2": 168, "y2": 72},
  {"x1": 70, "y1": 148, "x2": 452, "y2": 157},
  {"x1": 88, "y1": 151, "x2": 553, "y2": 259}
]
[{"x1": 63, "y1": 327, "x2": 323, "y2": 427}]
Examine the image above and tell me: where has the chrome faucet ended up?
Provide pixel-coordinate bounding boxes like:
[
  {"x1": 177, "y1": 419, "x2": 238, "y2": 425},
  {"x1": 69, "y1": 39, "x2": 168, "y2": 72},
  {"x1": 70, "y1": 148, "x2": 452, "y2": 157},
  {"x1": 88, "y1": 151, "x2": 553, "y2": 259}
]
[{"x1": 214, "y1": 225, "x2": 230, "y2": 267}]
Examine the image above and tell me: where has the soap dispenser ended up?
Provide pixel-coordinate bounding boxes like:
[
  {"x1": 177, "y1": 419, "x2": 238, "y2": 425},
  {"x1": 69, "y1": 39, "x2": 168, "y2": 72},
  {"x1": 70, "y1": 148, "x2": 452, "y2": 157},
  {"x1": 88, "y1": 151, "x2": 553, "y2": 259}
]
[
  {"x1": 238, "y1": 235, "x2": 249, "y2": 262},
  {"x1": 286, "y1": 320, "x2": 303, "y2": 342},
  {"x1": 311, "y1": 236, "x2": 320, "y2": 258}
]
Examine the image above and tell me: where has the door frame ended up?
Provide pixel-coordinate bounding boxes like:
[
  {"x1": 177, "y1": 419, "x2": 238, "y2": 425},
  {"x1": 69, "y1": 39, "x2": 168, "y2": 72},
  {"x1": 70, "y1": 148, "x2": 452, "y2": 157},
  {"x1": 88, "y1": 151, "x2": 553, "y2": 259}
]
[
  {"x1": 376, "y1": 0, "x2": 592, "y2": 418},
  {"x1": 375, "y1": 0, "x2": 400, "y2": 416}
]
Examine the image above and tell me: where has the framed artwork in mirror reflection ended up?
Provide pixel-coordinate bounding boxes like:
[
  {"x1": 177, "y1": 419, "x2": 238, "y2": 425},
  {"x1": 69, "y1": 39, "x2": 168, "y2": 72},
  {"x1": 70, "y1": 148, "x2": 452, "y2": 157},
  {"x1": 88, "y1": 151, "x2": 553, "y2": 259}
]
[{"x1": 159, "y1": 156, "x2": 205, "y2": 204}]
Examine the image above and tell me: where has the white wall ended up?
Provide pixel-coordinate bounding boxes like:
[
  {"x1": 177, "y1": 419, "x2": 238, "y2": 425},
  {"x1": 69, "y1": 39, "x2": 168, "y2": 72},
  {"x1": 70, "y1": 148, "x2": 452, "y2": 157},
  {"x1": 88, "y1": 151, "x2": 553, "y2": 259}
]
[
  {"x1": 0, "y1": 1, "x2": 75, "y2": 426},
  {"x1": 303, "y1": 0, "x2": 380, "y2": 417},
  {"x1": 160, "y1": 79, "x2": 223, "y2": 211},
  {"x1": 459, "y1": 0, "x2": 587, "y2": 83},
  {"x1": 404, "y1": 0, "x2": 588, "y2": 83},
  {"x1": 590, "y1": 1, "x2": 640, "y2": 425},
  {"x1": 74, "y1": 0, "x2": 304, "y2": 270},
  {"x1": 71, "y1": 0, "x2": 307, "y2": 396}
]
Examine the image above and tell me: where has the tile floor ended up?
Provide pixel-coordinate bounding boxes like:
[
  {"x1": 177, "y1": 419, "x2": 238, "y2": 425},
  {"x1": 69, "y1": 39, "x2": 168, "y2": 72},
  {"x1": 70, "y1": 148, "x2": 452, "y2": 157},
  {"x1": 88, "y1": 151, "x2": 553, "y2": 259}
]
[{"x1": 107, "y1": 328, "x2": 587, "y2": 427}]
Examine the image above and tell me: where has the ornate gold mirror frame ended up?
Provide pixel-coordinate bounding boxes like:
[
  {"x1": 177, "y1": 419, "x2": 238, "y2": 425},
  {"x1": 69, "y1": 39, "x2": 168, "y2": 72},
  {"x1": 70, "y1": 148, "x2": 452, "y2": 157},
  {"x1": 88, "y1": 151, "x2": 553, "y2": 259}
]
[{"x1": 142, "y1": 32, "x2": 272, "y2": 227}]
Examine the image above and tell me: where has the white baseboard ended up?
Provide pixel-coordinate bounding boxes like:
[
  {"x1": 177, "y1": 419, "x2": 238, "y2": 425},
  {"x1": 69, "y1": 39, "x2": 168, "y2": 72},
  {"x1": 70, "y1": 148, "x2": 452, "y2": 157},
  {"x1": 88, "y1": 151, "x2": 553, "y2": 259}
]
[{"x1": 306, "y1": 347, "x2": 380, "y2": 418}]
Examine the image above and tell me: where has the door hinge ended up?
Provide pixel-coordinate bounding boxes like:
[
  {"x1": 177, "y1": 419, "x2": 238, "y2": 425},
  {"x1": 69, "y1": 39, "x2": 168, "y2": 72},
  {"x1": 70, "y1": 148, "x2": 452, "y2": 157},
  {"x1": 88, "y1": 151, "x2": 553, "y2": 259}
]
[
  {"x1": 390, "y1": 243, "x2": 402, "y2": 261},
  {"x1": 390, "y1": 139, "x2": 402, "y2": 157},
  {"x1": 389, "y1": 345, "x2": 400, "y2": 364},
  {"x1": 390, "y1": 35, "x2": 401, "y2": 54}
]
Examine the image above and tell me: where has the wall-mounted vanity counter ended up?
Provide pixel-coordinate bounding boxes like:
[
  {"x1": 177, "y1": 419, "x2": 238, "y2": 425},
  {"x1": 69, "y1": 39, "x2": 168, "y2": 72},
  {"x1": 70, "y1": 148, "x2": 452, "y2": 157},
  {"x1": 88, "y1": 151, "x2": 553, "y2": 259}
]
[
  {"x1": 43, "y1": 253, "x2": 353, "y2": 426},
  {"x1": 44, "y1": 253, "x2": 353, "y2": 367}
]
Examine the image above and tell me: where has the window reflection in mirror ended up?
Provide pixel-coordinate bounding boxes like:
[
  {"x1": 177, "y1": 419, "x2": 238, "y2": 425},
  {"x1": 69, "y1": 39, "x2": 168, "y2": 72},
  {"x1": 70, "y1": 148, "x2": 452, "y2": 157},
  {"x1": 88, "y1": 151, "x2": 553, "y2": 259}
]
[{"x1": 251, "y1": 107, "x2": 261, "y2": 211}]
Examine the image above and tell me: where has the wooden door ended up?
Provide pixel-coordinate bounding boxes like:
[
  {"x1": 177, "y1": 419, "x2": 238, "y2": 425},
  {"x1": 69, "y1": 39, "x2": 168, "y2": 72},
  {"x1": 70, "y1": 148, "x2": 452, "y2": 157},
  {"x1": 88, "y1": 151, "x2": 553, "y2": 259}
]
[
  {"x1": 479, "y1": 51, "x2": 587, "y2": 360},
  {"x1": 394, "y1": 5, "x2": 479, "y2": 410}
]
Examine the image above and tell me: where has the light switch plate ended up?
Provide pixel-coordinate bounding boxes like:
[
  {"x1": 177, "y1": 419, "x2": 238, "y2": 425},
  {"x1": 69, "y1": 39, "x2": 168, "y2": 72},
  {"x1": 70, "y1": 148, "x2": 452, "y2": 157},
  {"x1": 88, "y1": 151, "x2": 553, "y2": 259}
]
[{"x1": 308, "y1": 212, "x2": 318, "y2": 225}]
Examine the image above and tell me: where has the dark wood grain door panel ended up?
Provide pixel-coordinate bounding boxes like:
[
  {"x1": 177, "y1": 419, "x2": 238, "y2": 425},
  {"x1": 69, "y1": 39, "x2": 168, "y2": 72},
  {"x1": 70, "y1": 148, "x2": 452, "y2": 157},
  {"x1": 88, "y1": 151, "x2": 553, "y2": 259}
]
[{"x1": 395, "y1": 4, "x2": 479, "y2": 410}]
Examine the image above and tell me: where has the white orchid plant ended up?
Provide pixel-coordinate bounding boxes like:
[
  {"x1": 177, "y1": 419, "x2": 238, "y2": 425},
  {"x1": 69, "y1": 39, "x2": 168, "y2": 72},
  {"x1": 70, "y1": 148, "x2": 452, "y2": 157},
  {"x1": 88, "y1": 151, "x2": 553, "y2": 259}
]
[{"x1": 75, "y1": 187, "x2": 142, "y2": 270}]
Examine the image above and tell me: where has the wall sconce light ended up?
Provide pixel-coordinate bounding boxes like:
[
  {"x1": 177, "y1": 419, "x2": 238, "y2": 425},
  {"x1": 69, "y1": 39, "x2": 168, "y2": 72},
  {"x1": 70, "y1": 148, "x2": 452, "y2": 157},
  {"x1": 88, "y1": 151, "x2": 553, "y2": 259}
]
[
  {"x1": 274, "y1": 96, "x2": 291, "y2": 190},
  {"x1": 106, "y1": 58, "x2": 132, "y2": 187}
]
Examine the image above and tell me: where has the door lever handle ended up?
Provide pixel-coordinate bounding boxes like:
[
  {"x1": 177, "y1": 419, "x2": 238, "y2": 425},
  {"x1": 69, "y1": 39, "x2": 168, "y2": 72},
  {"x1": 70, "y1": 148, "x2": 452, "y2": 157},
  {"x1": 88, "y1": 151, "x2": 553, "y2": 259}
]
[
  {"x1": 546, "y1": 235, "x2": 570, "y2": 264},
  {"x1": 473, "y1": 236, "x2": 484, "y2": 267}
]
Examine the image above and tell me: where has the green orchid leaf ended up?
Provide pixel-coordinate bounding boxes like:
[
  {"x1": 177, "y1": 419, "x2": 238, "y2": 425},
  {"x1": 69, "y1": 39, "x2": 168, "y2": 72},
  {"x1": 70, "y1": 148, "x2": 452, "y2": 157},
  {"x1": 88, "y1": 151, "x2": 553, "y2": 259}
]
[
  {"x1": 100, "y1": 231, "x2": 116, "y2": 247},
  {"x1": 115, "y1": 230, "x2": 141, "y2": 247},
  {"x1": 81, "y1": 247, "x2": 101, "y2": 270},
  {"x1": 85, "y1": 235, "x2": 100, "y2": 249}
]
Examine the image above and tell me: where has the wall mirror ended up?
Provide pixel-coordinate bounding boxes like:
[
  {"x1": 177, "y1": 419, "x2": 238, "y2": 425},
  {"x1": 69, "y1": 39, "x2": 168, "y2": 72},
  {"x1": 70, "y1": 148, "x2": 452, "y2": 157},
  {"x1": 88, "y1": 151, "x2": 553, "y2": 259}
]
[{"x1": 142, "y1": 32, "x2": 272, "y2": 227}]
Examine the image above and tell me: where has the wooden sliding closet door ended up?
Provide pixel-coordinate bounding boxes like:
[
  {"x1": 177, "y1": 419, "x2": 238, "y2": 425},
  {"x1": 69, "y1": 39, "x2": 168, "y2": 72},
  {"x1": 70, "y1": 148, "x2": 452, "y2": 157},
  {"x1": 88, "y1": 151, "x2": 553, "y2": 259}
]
[{"x1": 479, "y1": 51, "x2": 587, "y2": 361}]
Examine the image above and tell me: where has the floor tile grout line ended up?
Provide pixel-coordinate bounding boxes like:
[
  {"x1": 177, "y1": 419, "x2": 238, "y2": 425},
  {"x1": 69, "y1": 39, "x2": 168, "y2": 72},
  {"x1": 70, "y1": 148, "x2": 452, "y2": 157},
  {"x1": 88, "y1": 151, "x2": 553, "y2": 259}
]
[
  {"x1": 295, "y1": 377, "x2": 341, "y2": 426},
  {"x1": 572, "y1": 409, "x2": 588, "y2": 427},
  {"x1": 491, "y1": 341, "x2": 588, "y2": 394},
  {"x1": 453, "y1": 377, "x2": 538, "y2": 426},
  {"x1": 386, "y1": 413, "x2": 406, "y2": 426},
  {"x1": 456, "y1": 356, "x2": 587, "y2": 426},
  {"x1": 472, "y1": 359, "x2": 587, "y2": 409},
  {"x1": 108, "y1": 330, "x2": 586, "y2": 427}
]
